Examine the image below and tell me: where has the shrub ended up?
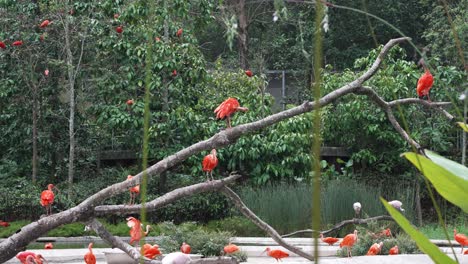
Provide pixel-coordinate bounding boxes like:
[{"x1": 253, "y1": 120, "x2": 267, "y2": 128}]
[{"x1": 205, "y1": 216, "x2": 265, "y2": 237}]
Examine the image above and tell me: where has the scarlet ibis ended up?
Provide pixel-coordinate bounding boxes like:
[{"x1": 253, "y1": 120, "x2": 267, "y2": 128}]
[
  {"x1": 0, "y1": 41, "x2": 6, "y2": 49},
  {"x1": 353, "y1": 202, "x2": 361, "y2": 218},
  {"x1": 340, "y1": 230, "x2": 358, "y2": 258},
  {"x1": 262, "y1": 247, "x2": 289, "y2": 262},
  {"x1": 127, "y1": 217, "x2": 151, "y2": 246},
  {"x1": 143, "y1": 243, "x2": 161, "y2": 259},
  {"x1": 44, "y1": 242, "x2": 53, "y2": 249},
  {"x1": 454, "y1": 229, "x2": 468, "y2": 253},
  {"x1": 176, "y1": 28, "x2": 183, "y2": 37},
  {"x1": 12, "y1": 40, "x2": 23, "y2": 46},
  {"x1": 162, "y1": 252, "x2": 191, "y2": 264},
  {"x1": 126, "y1": 99, "x2": 134, "y2": 106},
  {"x1": 202, "y1": 149, "x2": 218, "y2": 181},
  {"x1": 126, "y1": 175, "x2": 140, "y2": 205},
  {"x1": 116, "y1": 26, "x2": 123, "y2": 34},
  {"x1": 44, "y1": 69, "x2": 49, "y2": 76},
  {"x1": 416, "y1": 68, "x2": 434, "y2": 101},
  {"x1": 0, "y1": 220, "x2": 10, "y2": 227},
  {"x1": 320, "y1": 233, "x2": 339, "y2": 246},
  {"x1": 464, "y1": 249, "x2": 468, "y2": 255},
  {"x1": 180, "y1": 242, "x2": 191, "y2": 254},
  {"x1": 366, "y1": 242, "x2": 383, "y2": 256},
  {"x1": 40, "y1": 184, "x2": 56, "y2": 215},
  {"x1": 40, "y1": 20, "x2": 50, "y2": 28},
  {"x1": 389, "y1": 245, "x2": 399, "y2": 255},
  {"x1": 16, "y1": 252, "x2": 47, "y2": 264},
  {"x1": 245, "y1": 70, "x2": 253, "y2": 77},
  {"x1": 84, "y1": 242, "x2": 96, "y2": 264},
  {"x1": 172, "y1": 70, "x2": 177, "y2": 77},
  {"x1": 224, "y1": 243, "x2": 240, "y2": 254},
  {"x1": 382, "y1": 228, "x2": 392, "y2": 237},
  {"x1": 388, "y1": 200, "x2": 405, "y2": 212},
  {"x1": 214, "y1": 97, "x2": 248, "y2": 128}
]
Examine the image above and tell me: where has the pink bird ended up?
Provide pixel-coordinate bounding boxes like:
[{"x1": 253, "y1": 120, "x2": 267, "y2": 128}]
[
  {"x1": 214, "y1": 97, "x2": 248, "y2": 128},
  {"x1": 16, "y1": 252, "x2": 47, "y2": 264},
  {"x1": 202, "y1": 149, "x2": 218, "y2": 181},
  {"x1": 340, "y1": 230, "x2": 358, "y2": 258},
  {"x1": 389, "y1": 245, "x2": 399, "y2": 255},
  {"x1": 126, "y1": 217, "x2": 151, "y2": 246},
  {"x1": 162, "y1": 252, "x2": 191, "y2": 264},
  {"x1": 126, "y1": 175, "x2": 140, "y2": 205},
  {"x1": 40, "y1": 20, "x2": 50, "y2": 28},
  {"x1": 388, "y1": 200, "x2": 405, "y2": 212}
]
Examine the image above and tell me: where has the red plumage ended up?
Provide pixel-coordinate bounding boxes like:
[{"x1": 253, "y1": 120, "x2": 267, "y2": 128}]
[
  {"x1": 320, "y1": 233, "x2": 339, "y2": 246},
  {"x1": 264, "y1": 247, "x2": 289, "y2": 261},
  {"x1": 214, "y1": 98, "x2": 240, "y2": 120},
  {"x1": 84, "y1": 243, "x2": 96, "y2": 264},
  {"x1": 454, "y1": 229, "x2": 468, "y2": 253},
  {"x1": 366, "y1": 242, "x2": 383, "y2": 256},
  {"x1": 389, "y1": 245, "x2": 399, "y2": 255},
  {"x1": 40, "y1": 184, "x2": 55, "y2": 206},
  {"x1": 143, "y1": 244, "x2": 161, "y2": 259},
  {"x1": 12, "y1": 40, "x2": 23, "y2": 46},
  {"x1": 176, "y1": 28, "x2": 183, "y2": 37},
  {"x1": 245, "y1": 70, "x2": 253, "y2": 77},
  {"x1": 180, "y1": 242, "x2": 191, "y2": 254},
  {"x1": 202, "y1": 149, "x2": 218, "y2": 173},
  {"x1": 116, "y1": 26, "x2": 123, "y2": 33},
  {"x1": 0, "y1": 220, "x2": 10, "y2": 227},
  {"x1": 416, "y1": 69, "x2": 434, "y2": 98},
  {"x1": 0, "y1": 41, "x2": 6, "y2": 49},
  {"x1": 224, "y1": 243, "x2": 240, "y2": 254},
  {"x1": 40, "y1": 20, "x2": 50, "y2": 28}
]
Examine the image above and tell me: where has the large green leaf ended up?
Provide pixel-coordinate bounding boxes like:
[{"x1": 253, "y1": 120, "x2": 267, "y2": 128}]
[
  {"x1": 403, "y1": 152, "x2": 468, "y2": 212},
  {"x1": 381, "y1": 198, "x2": 457, "y2": 264}
]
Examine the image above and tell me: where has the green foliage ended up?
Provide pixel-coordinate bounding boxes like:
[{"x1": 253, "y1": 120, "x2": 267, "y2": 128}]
[
  {"x1": 420, "y1": 224, "x2": 468, "y2": 240},
  {"x1": 158, "y1": 222, "x2": 233, "y2": 257},
  {"x1": 383, "y1": 198, "x2": 456, "y2": 263},
  {"x1": 205, "y1": 216, "x2": 265, "y2": 237},
  {"x1": 338, "y1": 225, "x2": 420, "y2": 257}
]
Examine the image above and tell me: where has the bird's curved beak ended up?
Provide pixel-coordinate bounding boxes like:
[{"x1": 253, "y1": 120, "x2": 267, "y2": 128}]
[
  {"x1": 41, "y1": 256, "x2": 49, "y2": 264},
  {"x1": 260, "y1": 249, "x2": 266, "y2": 256}
]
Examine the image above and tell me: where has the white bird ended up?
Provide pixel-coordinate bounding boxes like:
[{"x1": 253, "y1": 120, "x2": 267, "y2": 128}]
[
  {"x1": 162, "y1": 252, "x2": 191, "y2": 264},
  {"x1": 388, "y1": 200, "x2": 405, "y2": 212},
  {"x1": 353, "y1": 202, "x2": 362, "y2": 218}
]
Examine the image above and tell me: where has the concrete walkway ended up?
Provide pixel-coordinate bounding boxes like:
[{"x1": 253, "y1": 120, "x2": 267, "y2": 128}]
[{"x1": 4, "y1": 237, "x2": 467, "y2": 263}]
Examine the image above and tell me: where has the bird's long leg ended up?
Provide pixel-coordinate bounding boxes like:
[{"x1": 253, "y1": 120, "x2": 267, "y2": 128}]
[
  {"x1": 227, "y1": 116, "x2": 232, "y2": 128},
  {"x1": 210, "y1": 170, "x2": 214, "y2": 181},
  {"x1": 206, "y1": 171, "x2": 210, "y2": 181},
  {"x1": 427, "y1": 93, "x2": 432, "y2": 102}
]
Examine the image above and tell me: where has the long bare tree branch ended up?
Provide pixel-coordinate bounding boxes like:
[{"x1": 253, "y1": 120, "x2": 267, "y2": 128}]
[
  {"x1": 0, "y1": 37, "x2": 414, "y2": 262},
  {"x1": 221, "y1": 186, "x2": 315, "y2": 261},
  {"x1": 281, "y1": 215, "x2": 394, "y2": 238}
]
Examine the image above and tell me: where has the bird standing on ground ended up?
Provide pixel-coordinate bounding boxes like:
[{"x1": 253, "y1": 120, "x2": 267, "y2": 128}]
[
  {"x1": 40, "y1": 184, "x2": 57, "y2": 215},
  {"x1": 224, "y1": 243, "x2": 240, "y2": 254},
  {"x1": 0, "y1": 220, "x2": 10, "y2": 227},
  {"x1": 388, "y1": 200, "x2": 405, "y2": 212},
  {"x1": 202, "y1": 149, "x2": 218, "y2": 181},
  {"x1": 340, "y1": 230, "x2": 358, "y2": 258},
  {"x1": 263, "y1": 247, "x2": 289, "y2": 262},
  {"x1": 127, "y1": 217, "x2": 151, "y2": 246},
  {"x1": 320, "y1": 233, "x2": 339, "y2": 246},
  {"x1": 353, "y1": 202, "x2": 361, "y2": 218},
  {"x1": 214, "y1": 97, "x2": 248, "y2": 128},
  {"x1": 162, "y1": 252, "x2": 191, "y2": 264},
  {"x1": 454, "y1": 229, "x2": 468, "y2": 253},
  {"x1": 389, "y1": 245, "x2": 399, "y2": 255},
  {"x1": 143, "y1": 244, "x2": 161, "y2": 259},
  {"x1": 16, "y1": 252, "x2": 47, "y2": 264},
  {"x1": 126, "y1": 175, "x2": 140, "y2": 205},
  {"x1": 416, "y1": 67, "x2": 434, "y2": 101},
  {"x1": 84, "y1": 242, "x2": 96, "y2": 264},
  {"x1": 180, "y1": 242, "x2": 191, "y2": 254},
  {"x1": 366, "y1": 242, "x2": 383, "y2": 256},
  {"x1": 44, "y1": 243, "x2": 53, "y2": 249}
]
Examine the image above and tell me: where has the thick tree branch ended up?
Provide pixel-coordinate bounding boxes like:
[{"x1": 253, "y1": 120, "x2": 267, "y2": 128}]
[
  {"x1": 281, "y1": 215, "x2": 394, "y2": 238},
  {"x1": 0, "y1": 37, "x2": 412, "y2": 262},
  {"x1": 388, "y1": 98, "x2": 454, "y2": 120},
  {"x1": 95, "y1": 174, "x2": 241, "y2": 215},
  {"x1": 221, "y1": 187, "x2": 315, "y2": 261}
]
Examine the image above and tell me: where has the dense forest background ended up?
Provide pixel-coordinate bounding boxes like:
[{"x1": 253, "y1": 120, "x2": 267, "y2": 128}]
[{"x1": 0, "y1": 0, "x2": 466, "y2": 227}]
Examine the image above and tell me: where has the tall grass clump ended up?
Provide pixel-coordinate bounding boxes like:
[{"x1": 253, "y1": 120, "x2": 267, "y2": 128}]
[
  {"x1": 239, "y1": 179, "x2": 416, "y2": 235},
  {"x1": 240, "y1": 184, "x2": 312, "y2": 234}
]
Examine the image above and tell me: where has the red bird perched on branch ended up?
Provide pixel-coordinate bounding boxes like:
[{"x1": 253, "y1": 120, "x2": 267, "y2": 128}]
[
  {"x1": 202, "y1": 149, "x2": 218, "y2": 181},
  {"x1": 340, "y1": 230, "x2": 358, "y2": 258},
  {"x1": 389, "y1": 245, "x2": 399, "y2": 255},
  {"x1": 214, "y1": 97, "x2": 248, "y2": 128},
  {"x1": 320, "y1": 233, "x2": 339, "y2": 246},
  {"x1": 84, "y1": 243, "x2": 96, "y2": 264},
  {"x1": 40, "y1": 20, "x2": 50, "y2": 28},
  {"x1": 126, "y1": 175, "x2": 140, "y2": 205},
  {"x1": 263, "y1": 247, "x2": 289, "y2": 262},
  {"x1": 0, "y1": 220, "x2": 10, "y2": 227},
  {"x1": 127, "y1": 217, "x2": 151, "y2": 246},
  {"x1": 180, "y1": 242, "x2": 191, "y2": 254},
  {"x1": 0, "y1": 41, "x2": 6, "y2": 49},
  {"x1": 224, "y1": 243, "x2": 240, "y2": 254},
  {"x1": 454, "y1": 229, "x2": 468, "y2": 253},
  {"x1": 41, "y1": 184, "x2": 57, "y2": 215},
  {"x1": 416, "y1": 68, "x2": 434, "y2": 101},
  {"x1": 366, "y1": 242, "x2": 383, "y2": 256},
  {"x1": 16, "y1": 252, "x2": 47, "y2": 264},
  {"x1": 143, "y1": 244, "x2": 161, "y2": 259}
]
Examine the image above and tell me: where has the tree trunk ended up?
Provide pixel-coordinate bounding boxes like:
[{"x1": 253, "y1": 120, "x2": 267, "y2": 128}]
[
  {"x1": 32, "y1": 83, "x2": 38, "y2": 183},
  {"x1": 236, "y1": 0, "x2": 248, "y2": 69},
  {"x1": 64, "y1": 14, "x2": 76, "y2": 197}
]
